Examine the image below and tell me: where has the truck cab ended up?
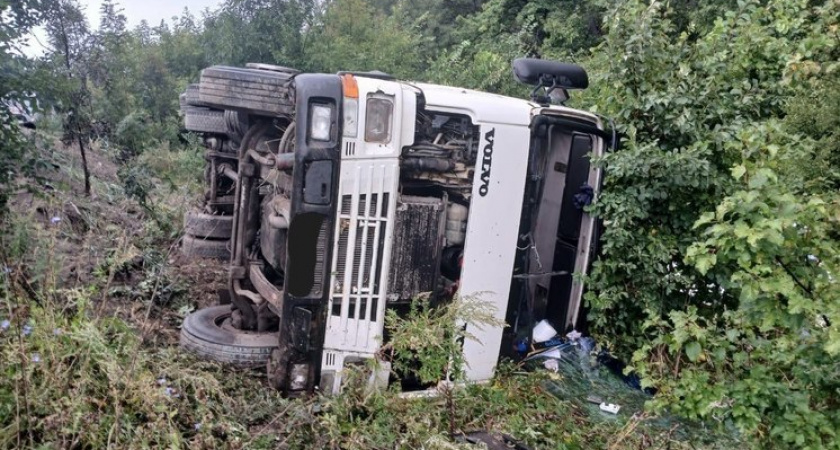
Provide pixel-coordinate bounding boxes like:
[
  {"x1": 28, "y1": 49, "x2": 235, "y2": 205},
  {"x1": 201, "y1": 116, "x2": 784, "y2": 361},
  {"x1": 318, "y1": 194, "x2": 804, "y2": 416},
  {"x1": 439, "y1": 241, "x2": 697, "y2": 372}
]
[{"x1": 178, "y1": 59, "x2": 611, "y2": 396}]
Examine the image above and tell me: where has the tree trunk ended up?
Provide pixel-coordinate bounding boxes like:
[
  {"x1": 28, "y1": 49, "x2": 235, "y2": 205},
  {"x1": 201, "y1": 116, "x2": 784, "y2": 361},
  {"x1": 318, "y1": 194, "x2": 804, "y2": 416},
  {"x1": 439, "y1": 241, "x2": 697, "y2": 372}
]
[{"x1": 77, "y1": 133, "x2": 91, "y2": 195}]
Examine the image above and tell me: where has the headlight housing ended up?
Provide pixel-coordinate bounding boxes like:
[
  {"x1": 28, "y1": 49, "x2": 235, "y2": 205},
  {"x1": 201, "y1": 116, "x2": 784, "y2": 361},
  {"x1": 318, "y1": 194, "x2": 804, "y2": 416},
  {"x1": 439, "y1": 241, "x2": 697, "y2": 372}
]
[
  {"x1": 309, "y1": 104, "x2": 333, "y2": 141},
  {"x1": 364, "y1": 96, "x2": 393, "y2": 144}
]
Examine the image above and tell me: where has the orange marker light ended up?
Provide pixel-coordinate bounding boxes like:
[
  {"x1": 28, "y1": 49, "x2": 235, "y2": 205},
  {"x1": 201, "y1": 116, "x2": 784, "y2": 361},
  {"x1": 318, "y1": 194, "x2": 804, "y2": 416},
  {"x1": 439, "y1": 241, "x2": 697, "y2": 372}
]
[{"x1": 341, "y1": 74, "x2": 359, "y2": 99}]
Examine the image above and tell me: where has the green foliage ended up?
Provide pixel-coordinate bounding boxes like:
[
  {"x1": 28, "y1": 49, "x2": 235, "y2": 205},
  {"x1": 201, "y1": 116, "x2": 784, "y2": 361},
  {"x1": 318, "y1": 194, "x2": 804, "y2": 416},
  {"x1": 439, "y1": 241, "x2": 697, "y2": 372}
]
[
  {"x1": 4, "y1": 0, "x2": 840, "y2": 447},
  {"x1": 0, "y1": 0, "x2": 44, "y2": 217},
  {"x1": 202, "y1": 0, "x2": 313, "y2": 67},
  {"x1": 426, "y1": 0, "x2": 606, "y2": 94},
  {"x1": 581, "y1": 0, "x2": 840, "y2": 447},
  {"x1": 385, "y1": 295, "x2": 504, "y2": 385},
  {"x1": 303, "y1": 0, "x2": 425, "y2": 77}
]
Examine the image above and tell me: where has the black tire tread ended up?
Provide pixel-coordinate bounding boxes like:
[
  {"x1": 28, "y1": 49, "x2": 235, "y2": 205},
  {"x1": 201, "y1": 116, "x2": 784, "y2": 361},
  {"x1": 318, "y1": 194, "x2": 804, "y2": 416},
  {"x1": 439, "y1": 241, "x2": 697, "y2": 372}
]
[
  {"x1": 185, "y1": 83, "x2": 205, "y2": 106},
  {"x1": 199, "y1": 65, "x2": 295, "y2": 116},
  {"x1": 180, "y1": 305, "x2": 278, "y2": 366},
  {"x1": 181, "y1": 234, "x2": 230, "y2": 259},
  {"x1": 184, "y1": 107, "x2": 227, "y2": 134},
  {"x1": 184, "y1": 211, "x2": 233, "y2": 239}
]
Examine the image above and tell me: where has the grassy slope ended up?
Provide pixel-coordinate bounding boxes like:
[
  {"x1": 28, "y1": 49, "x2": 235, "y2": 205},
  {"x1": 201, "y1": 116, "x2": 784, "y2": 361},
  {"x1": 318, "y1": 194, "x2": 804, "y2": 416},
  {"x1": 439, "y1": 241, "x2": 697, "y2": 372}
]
[{"x1": 0, "y1": 129, "x2": 741, "y2": 449}]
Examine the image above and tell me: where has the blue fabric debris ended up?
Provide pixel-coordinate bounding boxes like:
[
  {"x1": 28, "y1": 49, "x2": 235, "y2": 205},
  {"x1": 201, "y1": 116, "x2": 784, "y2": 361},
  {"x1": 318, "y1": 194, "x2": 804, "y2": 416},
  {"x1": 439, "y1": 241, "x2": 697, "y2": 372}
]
[{"x1": 573, "y1": 184, "x2": 594, "y2": 210}]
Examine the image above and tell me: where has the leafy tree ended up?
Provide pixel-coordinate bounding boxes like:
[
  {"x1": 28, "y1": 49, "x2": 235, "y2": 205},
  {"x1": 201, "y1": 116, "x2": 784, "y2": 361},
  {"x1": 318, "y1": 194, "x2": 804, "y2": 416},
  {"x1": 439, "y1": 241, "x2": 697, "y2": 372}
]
[
  {"x1": 88, "y1": 0, "x2": 134, "y2": 136},
  {"x1": 158, "y1": 8, "x2": 207, "y2": 80},
  {"x1": 304, "y1": 0, "x2": 424, "y2": 76},
  {"x1": 370, "y1": 0, "x2": 485, "y2": 52},
  {"x1": 43, "y1": 0, "x2": 94, "y2": 195},
  {"x1": 582, "y1": 0, "x2": 840, "y2": 446},
  {"x1": 426, "y1": 0, "x2": 607, "y2": 95},
  {"x1": 201, "y1": 0, "x2": 314, "y2": 67},
  {"x1": 0, "y1": 0, "x2": 45, "y2": 215}
]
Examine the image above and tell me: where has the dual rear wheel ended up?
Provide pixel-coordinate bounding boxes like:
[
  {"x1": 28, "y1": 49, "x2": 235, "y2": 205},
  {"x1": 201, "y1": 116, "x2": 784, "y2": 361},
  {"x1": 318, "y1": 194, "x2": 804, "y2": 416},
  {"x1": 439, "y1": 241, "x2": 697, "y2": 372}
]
[{"x1": 179, "y1": 63, "x2": 300, "y2": 375}]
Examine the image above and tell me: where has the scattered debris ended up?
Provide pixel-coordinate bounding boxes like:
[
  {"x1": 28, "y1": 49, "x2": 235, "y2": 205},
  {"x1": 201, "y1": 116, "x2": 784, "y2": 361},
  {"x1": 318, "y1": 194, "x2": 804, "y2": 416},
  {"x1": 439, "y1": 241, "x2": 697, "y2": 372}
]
[
  {"x1": 599, "y1": 403, "x2": 621, "y2": 414},
  {"x1": 454, "y1": 431, "x2": 531, "y2": 450},
  {"x1": 519, "y1": 323, "x2": 643, "y2": 422}
]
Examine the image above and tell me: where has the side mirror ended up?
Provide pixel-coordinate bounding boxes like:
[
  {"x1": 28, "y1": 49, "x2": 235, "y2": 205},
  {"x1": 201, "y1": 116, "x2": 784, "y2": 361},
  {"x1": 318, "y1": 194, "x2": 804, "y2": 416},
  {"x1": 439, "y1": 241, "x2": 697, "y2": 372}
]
[{"x1": 512, "y1": 58, "x2": 588, "y2": 105}]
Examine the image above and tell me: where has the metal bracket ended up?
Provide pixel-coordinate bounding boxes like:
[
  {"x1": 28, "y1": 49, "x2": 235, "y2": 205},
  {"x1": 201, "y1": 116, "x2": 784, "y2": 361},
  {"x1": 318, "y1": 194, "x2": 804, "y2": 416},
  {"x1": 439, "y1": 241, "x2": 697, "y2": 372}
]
[
  {"x1": 229, "y1": 266, "x2": 247, "y2": 280},
  {"x1": 240, "y1": 163, "x2": 256, "y2": 177}
]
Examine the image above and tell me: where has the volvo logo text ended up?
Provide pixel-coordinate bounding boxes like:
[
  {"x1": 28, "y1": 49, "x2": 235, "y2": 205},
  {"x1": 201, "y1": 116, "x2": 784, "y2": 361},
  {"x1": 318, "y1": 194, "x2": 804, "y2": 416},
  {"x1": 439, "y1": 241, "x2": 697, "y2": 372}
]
[{"x1": 478, "y1": 128, "x2": 495, "y2": 196}]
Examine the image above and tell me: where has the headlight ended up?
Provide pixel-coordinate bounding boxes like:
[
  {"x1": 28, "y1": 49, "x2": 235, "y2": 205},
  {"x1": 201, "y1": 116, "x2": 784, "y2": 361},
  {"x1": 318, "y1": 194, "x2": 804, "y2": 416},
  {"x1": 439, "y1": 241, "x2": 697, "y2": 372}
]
[
  {"x1": 309, "y1": 104, "x2": 333, "y2": 141},
  {"x1": 343, "y1": 98, "x2": 358, "y2": 138},
  {"x1": 365, "y1": 96, "x2": 393, "y2": 144}
]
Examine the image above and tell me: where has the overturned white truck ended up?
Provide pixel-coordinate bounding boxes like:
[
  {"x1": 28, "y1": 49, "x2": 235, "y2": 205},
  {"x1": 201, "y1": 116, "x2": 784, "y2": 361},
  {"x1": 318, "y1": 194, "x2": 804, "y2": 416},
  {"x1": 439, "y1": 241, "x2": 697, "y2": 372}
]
[{"x1": 179, "y1": 59, "x2": 615, "y2": 395}]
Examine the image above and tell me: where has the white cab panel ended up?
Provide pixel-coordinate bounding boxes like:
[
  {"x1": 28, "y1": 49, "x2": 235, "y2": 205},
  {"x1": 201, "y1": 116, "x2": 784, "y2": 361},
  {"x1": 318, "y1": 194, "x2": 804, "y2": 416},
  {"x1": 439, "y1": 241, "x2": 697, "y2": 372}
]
[
  {"x1": 341, "y1": 77, "x2": 416, "y2": 159},
  {"x1": 458, "y1": 122, "x2": 530, "y2": 382}
]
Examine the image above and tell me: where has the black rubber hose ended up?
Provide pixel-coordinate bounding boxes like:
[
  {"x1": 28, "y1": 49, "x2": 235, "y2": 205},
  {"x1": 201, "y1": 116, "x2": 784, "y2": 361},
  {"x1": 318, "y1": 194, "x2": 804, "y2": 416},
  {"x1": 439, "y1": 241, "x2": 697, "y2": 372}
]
[{"x1": 401, "y1": 157, "x2": 455, "y2": 172}]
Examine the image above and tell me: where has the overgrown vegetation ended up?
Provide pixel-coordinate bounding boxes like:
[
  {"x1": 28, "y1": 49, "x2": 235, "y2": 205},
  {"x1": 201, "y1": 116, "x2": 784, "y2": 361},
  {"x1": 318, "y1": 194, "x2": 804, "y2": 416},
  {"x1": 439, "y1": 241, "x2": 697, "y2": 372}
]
[
  {"x1": 1, "y1": 0, "x2": 838, "y2": 447},
  {"x1": 0, "y1": 139, "x2": 730, "y2": 448}
]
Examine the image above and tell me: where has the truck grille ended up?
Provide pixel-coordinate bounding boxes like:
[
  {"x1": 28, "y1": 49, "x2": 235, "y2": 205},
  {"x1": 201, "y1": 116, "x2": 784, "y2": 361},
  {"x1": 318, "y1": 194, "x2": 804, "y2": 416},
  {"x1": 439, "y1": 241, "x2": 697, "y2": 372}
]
[
  {"x1": 325, "y1": 162, "x2": 396, "y2": 353},
  {"x1": 332, "y1": 194, "x2": 388, "y2": 320},
  {"x1": 311, "y1": 219, "x2": 328, "y2": 297}
]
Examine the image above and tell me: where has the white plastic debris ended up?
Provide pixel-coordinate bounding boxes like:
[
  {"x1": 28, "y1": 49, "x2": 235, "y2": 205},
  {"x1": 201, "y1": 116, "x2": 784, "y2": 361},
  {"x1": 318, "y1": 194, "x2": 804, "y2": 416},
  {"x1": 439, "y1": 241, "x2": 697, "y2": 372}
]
[
  {"x1": 543, "y1": 359, "x2": 559, "y2": 372},
  {"x1": 565, "y1": 330, "x2": 582, "y2": 341},
  {"x1": 541, "y1": 348, "x2": 563, "y2": 359},
  {"x1": 599, "y1": 403, "x2": 621, "y2": 414},
  {"x1": 532, "y1": 319, "x2": 558, "y2": 343}
]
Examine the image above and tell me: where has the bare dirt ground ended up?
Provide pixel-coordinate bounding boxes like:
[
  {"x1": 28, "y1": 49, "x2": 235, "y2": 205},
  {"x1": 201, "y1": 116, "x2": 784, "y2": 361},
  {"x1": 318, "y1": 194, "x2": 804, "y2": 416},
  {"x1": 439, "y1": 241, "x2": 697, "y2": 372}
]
[{"x1": 6, "y1": 134, "x2": 226, "y2": 346}]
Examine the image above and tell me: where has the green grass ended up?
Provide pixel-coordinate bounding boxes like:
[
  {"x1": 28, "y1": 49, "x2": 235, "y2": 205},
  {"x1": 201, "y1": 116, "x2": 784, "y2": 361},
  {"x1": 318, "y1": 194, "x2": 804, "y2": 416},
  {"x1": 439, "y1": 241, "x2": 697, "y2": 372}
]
[{"x1": 0, "y1": 134, "x2": 743, "y2": 449}]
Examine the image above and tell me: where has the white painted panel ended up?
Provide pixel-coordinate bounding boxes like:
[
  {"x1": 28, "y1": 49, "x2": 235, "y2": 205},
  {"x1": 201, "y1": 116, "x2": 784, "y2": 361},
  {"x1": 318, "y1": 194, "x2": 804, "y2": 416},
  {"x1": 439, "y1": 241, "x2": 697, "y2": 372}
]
[
  {"x1": 353, "y1": 77, "x2": 412, "y2": 158},
  {"x1": 459, "y1": 123, "x2": 530, "y2": 382}
]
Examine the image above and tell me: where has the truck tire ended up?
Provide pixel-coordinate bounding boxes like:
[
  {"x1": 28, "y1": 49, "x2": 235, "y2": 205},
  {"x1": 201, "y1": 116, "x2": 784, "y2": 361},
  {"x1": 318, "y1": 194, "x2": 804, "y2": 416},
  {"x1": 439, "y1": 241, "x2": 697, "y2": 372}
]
[
  {"x1": 224, "y1": 110, "x2": 249, "y2": 144},
  {"x1": 180, "y1": 305, "x2": 279, "y2": 367},
  {"x1": 245, "y1": 62, "x2": 301, "y2": 74},
  {"x1": 184, "y1": 211, "x2": 233, "y2": 239},
  {"x1": 184, "y1": 107, "x2": 227, "y2": 134},
  {"x1": 185, "y1": 83, "x2": 204, "y2": 106},
  {"x1": 199, "y1": 65, "x2": 296, "y2": 117},
  {"x1": 181, "y1": 234, "x2": 230, "y2": 260}
]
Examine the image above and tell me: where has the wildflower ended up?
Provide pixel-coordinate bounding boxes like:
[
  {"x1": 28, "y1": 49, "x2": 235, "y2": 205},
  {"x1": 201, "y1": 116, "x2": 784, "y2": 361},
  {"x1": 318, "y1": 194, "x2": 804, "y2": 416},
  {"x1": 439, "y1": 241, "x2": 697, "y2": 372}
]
[
  {"x1": 194, "y1": 423, "x2": 202, "y2": 431},
  {"x1": 0, "y1": 319, "x2": 9, "y2": 331},
  {"x1": 50, "y1": 216, "x2": 61, "y2": 224},
  {"x1": 31, "y1": 353, "x2": 41, "y2": 363},
  {"x1": 22, "y1": 324, "x2": 33, "y2": 336},
  {"x1": 53, "y1": 328, "x2": 62, "y2": 336}
]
